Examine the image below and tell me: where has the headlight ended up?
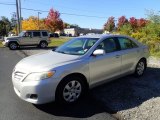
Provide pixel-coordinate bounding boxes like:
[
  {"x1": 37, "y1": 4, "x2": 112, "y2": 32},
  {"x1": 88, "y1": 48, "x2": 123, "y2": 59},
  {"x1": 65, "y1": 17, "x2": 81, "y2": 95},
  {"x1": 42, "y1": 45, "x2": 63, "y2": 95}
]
[
  {"x1": 5, "y1": 39, "x2": 9, "y2": 42},
  {"x1": 24, "y1": 71, "x2": 55, "y2": 82}
]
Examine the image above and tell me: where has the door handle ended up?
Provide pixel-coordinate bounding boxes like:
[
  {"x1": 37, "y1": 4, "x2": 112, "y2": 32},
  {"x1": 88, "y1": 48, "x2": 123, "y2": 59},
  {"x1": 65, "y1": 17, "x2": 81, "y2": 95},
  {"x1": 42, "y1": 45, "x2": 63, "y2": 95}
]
[{"x1": 115, "y1": 55, "x2": 120, "y2": 58}]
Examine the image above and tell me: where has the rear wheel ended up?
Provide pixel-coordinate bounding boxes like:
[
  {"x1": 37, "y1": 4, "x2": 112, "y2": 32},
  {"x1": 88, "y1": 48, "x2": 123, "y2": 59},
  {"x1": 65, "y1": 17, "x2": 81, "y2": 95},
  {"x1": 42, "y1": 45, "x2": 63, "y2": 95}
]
[
  {"x1": 134, "y1": 59, "x2": 146, "y2": 77},
  {"x1": 9, "y1": 42, "x2": 18, "y2": 50},
  {"x1": 39, "y1": 41, "x2": 48, "y2": 48},
  {"x1": 56, "y1": 76, "x2": 86, "y2": 104}
]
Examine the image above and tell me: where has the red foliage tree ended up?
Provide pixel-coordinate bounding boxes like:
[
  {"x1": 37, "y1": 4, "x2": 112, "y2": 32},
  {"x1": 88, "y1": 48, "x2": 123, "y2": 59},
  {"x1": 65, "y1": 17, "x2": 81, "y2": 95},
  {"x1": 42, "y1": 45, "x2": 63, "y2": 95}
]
[
  {"x1": 129, "y1": 17, "x2": 138, "y2": 31},
  {"x1": 45, "y1": 8, "x2": 63, "y2": 32},
  {"x1": 137, "y1": 18, "x2": 149, "y2": 28},
  {"x1": 117, "y1": 16, "x2": 128, "y2": 29},
  {"x1": 104, "y1": 16, "x2": 115, "y2": 32}
]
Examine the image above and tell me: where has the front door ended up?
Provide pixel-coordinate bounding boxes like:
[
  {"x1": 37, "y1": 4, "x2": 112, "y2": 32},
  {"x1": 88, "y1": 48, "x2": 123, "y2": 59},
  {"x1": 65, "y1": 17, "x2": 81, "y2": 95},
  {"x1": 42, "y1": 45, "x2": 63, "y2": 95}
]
[
  {"x1": 89, "y1": 37, "x2": 122, "y2": 85},
  {"x1": 19, "y1": 32, "x2": 32, "y2": 45}
]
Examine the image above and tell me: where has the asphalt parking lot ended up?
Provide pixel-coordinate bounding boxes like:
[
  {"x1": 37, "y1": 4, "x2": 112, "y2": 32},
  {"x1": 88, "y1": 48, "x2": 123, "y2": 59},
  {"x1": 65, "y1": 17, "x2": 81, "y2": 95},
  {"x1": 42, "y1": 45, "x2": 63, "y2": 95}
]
[
  {"x1": 0, "y1": 48, "x2": 115, "y2": 120},
  {"x1": 1, "y1": 47, "x2": 160, "y2": 120}
]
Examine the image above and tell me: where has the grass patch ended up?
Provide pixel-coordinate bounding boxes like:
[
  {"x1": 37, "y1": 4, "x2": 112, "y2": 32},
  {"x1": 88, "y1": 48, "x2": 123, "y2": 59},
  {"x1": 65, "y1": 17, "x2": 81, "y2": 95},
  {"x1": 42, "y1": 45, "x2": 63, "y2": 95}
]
[
  {"x1": 0, "y1": 41, "x2": 3, "y2": 47},
  {"x1": 49, "y1": 37, "x2": 72, "y2": 47}
]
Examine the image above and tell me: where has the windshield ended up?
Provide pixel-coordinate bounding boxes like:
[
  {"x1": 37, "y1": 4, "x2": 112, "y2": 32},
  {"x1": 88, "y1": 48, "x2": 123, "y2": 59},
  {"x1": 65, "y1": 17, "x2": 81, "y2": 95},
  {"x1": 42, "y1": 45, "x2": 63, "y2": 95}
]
[
  {"x1": 19, "y1": 31, "x2": 25, "y2": 37},
  {"x1": 55, "y1": 38, "x2": 99, "y2": 55}
]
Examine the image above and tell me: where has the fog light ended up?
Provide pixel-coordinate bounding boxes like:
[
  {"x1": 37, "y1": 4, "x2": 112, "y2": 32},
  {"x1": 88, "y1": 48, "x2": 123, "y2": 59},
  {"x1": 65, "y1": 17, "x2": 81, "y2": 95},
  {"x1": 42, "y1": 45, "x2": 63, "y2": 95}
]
[{"x1": 30, "y1": 94, "x2": 38, "y2": 99}]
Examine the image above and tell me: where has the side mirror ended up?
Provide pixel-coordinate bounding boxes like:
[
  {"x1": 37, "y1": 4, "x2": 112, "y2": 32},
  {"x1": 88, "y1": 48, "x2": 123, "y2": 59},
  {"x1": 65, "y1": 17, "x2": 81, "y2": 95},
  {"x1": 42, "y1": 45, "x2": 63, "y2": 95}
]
[{"x1": 93, "y1": 49, "x2": 105, "y2": 56}]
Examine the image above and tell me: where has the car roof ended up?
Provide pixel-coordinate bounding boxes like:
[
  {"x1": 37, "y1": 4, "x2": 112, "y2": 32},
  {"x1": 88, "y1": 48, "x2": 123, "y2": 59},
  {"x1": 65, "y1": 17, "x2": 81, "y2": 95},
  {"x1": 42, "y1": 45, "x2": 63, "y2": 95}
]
[{"x1": 79, "y1": 34, "x2": 129, "y2": 39}]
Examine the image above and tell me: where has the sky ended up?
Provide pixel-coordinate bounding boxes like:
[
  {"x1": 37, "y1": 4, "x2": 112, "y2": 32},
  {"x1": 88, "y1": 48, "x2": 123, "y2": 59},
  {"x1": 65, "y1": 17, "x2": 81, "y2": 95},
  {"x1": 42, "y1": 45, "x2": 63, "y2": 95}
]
[{"x1": 0, "y1": 0, "x2": 160, "y2": 29}]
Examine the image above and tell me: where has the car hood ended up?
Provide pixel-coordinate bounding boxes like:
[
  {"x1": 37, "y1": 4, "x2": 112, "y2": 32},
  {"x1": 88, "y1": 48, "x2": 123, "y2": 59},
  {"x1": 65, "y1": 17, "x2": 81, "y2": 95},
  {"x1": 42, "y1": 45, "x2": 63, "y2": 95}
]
[
  {"x1": 15, "y1": 51, "x2": 80, "y2": 72},
  {"x1": 5, "y1": 36, "x2": 20, "y2": 40}
]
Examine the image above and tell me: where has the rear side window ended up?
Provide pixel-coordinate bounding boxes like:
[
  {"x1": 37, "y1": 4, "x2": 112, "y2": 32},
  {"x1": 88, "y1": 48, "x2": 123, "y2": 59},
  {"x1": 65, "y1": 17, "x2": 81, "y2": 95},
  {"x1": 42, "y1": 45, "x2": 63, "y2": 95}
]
[
  {"x1": 118, "y1": 37, "x2": 138, "y2": 50},
  {"x1": 42, "y1": 32, "x2": 48, "y2": 37},
  {"x1": 33, "y1": 32, "x2": 41, "y2": 37}
]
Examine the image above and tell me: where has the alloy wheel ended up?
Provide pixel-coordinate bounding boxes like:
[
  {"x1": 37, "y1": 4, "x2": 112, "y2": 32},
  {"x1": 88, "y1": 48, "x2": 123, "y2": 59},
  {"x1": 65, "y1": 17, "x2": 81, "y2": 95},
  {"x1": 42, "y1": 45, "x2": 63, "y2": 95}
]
[
  {"x1": 10, "y1": 43, "x2": 17, "y2": 50},
  {"x1": 137, "y1": 61, "x2": 145, "y2": 75},
  {"x1": 63, "y1": 80, "x2": 82, "y2": 103},
  {"x1": 40, "y1": 42, "x2": 47, "y2": 48}
]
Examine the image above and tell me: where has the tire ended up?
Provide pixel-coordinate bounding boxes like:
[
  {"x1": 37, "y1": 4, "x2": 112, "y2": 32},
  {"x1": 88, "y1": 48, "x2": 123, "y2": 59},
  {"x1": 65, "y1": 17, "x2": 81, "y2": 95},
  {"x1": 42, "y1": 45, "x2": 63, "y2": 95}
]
[
  {"x1": 55, "y1": 76, "x2": 86, "y2": 104},
  {"x1": 39, "y1": 41, "x2": 48, "y2": 48},
  {"x1": 9, "y1": 42, "x2": 18, "y2": 50},
  {"x1": 134, "y1": 59, "x2": 146, "y2": 77}
]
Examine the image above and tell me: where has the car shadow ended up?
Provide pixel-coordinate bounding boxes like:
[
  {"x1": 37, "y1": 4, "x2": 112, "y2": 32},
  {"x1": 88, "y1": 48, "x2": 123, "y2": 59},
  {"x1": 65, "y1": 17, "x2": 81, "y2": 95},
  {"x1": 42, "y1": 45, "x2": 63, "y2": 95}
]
[
  {"x1": 34, "y1": 67, "x2": 160, "y2": 118},
  {"x1": 34, "y1": 93, "x2": 109, "y2": 118}
]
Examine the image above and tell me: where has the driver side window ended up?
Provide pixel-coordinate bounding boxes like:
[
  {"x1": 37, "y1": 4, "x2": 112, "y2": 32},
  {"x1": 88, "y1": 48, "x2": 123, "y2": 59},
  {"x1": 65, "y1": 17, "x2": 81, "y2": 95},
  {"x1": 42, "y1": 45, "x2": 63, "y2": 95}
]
[
  {"x1": 24, "y1": 32, "x2": 32, "y2": 37},
  {"x1": 96, "y1": 38, "x2": 117, "y2": 53}
]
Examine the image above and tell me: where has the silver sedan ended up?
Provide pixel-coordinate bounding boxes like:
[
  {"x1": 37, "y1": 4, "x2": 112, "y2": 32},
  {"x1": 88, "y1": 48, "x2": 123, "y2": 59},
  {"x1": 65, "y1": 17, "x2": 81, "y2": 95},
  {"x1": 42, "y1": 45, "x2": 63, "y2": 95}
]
[{"x1": 12, "y1": 34, "x2": 149, "y2": 104}]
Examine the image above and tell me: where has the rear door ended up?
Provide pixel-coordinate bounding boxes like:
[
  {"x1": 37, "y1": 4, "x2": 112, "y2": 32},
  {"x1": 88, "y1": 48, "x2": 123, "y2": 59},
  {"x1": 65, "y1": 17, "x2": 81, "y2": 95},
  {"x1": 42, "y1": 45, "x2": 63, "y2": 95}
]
[
  {"x1": 32, "y1": 31, "x2": 41, "y2": 44},
  {"x1": 116, "y1": 37, "x2": 140, "y2": 74},
  {"x1": 41, "y1": 31, "x2": 49, "y2": 41}
]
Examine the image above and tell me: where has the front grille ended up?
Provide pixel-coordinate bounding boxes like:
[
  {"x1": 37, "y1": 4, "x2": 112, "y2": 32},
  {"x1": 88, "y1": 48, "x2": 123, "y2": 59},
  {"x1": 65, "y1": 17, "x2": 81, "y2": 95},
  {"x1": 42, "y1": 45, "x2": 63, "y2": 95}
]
[{"x1": 14, "y1": 71, "x2": 26, "y2": 81}]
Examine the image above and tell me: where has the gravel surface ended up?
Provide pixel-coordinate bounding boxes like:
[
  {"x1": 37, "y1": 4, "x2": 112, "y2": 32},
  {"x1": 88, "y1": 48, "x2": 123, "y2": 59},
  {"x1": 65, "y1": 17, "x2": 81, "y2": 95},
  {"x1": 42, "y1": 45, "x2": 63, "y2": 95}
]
[
  {"x1": 19, "y1": 48, "x2": 160, "y2": 120},
  {"x1": 92, "y1": 66, "x2": 160, "y2": 120}
]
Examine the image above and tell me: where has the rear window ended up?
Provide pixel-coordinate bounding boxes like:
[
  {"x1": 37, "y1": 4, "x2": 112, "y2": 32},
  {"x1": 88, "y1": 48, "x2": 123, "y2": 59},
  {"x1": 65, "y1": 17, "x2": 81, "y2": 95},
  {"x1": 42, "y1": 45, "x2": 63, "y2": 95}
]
[
  {"x1": 33, "y1": 32, "x2": 41, "y2": 37},
  {"x1": 42, "y1": 32, "x2": 48, "y2": 37}
]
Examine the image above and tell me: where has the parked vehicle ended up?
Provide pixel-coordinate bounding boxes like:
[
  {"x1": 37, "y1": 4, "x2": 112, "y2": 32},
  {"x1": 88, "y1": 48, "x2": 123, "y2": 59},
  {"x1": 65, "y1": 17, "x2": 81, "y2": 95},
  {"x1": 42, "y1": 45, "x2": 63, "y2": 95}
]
[
  {"x1": 2, "y1": 30, "x2": 50, "y2": 50},
  {"x1": 49, "y1": 33, "x2": 59, "y2": 38},
  {"x1": 60, "y1": 33, "x2": 66, "y2": 36},
  {"x1": 0, "y1": 36, "x2": 3, "y2": 41},
  {"x1": 12, "y1": 34, "x2": 149, "y2": 104}
]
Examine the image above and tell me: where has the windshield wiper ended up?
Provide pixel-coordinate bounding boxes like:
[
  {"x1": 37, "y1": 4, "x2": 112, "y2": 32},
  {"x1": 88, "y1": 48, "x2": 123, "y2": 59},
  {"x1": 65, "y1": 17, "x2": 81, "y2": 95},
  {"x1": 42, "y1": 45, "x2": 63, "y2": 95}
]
[{"x1": 56, "y1": 51, "x2": 68, "y2": 54}]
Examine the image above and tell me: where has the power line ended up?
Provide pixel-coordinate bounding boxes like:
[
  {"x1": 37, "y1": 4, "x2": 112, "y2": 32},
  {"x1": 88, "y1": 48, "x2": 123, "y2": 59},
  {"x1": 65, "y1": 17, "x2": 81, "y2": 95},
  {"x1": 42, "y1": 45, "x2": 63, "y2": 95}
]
[
  {"x1": 21, "y1": 7, "x2": 108, "y2": 19},
  {"x1": 0, "y1": 2, "x2": 15, "y2": 5},
  {"x1": 23, "y1": 0, "x2": 110, "y2": 15},
  {"x1": 0, "y1": 2, "x2": 116, "y2": 20},
  {"x1": 21, "y1": 8, "x2": 48, "y2": 12}
]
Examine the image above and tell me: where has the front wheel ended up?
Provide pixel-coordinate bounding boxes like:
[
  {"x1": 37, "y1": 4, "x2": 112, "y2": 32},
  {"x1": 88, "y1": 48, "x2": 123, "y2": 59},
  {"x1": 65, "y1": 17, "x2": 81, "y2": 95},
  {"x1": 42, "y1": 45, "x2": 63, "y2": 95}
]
[
  {"x1": 56, "y1": 76, "x2": 86, "y2": 104},
  {"x1": 134, "y1": 59, "x2": 146, "y2": 77},
  {"x1": 39, "y1": 41, "x2": 48, "y2": 48},
  {"x1": 9, "y1": 42, "x2": 18, "y2": 50}
]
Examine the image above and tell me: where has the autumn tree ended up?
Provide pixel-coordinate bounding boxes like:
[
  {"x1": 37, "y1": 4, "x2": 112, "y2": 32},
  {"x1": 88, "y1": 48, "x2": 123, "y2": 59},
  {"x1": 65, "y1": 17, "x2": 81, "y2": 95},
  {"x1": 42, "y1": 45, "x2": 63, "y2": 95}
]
[
  {"x1": 137, "y1": 18, "x2": 149, "y2": 28},
  {"x1": 22, "y1": 16, "x2": 46, "y2": 30},
  {"x1": 129, "y1": 17, "x2": 137, "y2": 31},
  {"x1": 117, "y1": 16, "x2": 128, "y2": 30},
  {"x1": 45, "y1": 8, "x2": 63, "y2": 32},
  {"x1": 103, "y1": 16, "x2": 115, "y2": 32}
]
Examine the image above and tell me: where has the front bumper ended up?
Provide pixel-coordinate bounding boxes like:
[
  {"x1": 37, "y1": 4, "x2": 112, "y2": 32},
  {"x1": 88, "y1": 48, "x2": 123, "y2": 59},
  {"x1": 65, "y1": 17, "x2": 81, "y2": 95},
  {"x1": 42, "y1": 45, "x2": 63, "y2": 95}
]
[{"x1": 12, "y1": 78, "x2": 59, "y2": 104}]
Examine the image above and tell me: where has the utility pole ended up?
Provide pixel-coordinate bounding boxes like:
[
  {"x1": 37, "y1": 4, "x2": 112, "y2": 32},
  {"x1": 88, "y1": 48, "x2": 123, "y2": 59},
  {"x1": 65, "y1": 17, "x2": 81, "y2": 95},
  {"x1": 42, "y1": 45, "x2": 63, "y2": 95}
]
[
  {"x1": 38, "y1": 12, "x2": 41, "y2": 30},
  {"x1": 18, "y1": 0, "x2": 22, "y2": 32},
  {"x1": 16, "y1": 0, "x2": 20, "y2": 34}
]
